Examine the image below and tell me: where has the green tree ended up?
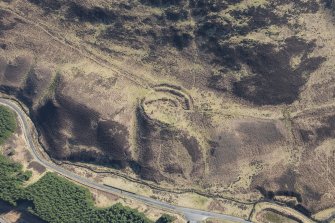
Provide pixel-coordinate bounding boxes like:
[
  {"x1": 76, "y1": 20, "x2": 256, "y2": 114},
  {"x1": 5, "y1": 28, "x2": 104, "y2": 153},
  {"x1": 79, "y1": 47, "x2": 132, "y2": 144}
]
[{"x1": 0, "y1": 105, "x2": 16, "y2": 143}]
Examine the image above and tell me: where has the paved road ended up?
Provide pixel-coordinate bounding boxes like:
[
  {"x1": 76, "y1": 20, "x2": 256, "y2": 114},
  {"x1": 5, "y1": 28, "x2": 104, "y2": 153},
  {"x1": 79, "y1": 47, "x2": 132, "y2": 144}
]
[{"x1": 0, "y1": 98, "x2": 252, "y2": 223}]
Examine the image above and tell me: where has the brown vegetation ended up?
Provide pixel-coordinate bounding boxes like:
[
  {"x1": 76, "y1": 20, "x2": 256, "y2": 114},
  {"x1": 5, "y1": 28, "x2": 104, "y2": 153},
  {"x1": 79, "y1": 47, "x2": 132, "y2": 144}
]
[{"x1": 0, "y1": 0, "x2": 335, "y2": 219}]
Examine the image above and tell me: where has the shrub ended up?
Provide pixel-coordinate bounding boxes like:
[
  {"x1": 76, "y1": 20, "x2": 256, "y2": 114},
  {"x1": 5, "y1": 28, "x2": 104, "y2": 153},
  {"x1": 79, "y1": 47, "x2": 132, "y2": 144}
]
[{"x1": 156, "y1": 214, "x2": 175, "y2": 223}]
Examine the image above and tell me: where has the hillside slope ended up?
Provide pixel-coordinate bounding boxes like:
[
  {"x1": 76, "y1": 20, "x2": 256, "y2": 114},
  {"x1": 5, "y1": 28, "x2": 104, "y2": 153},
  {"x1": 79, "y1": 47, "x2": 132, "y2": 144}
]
[{"x1": 0, "y1": 0, "x2": 335, "y2": 215}]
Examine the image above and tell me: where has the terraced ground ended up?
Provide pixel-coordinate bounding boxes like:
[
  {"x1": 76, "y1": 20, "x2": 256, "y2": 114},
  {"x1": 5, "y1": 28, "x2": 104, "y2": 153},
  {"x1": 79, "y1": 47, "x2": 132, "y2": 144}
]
[{"x1": 0, "y1": 0, "x2": 335, "y2": 221}]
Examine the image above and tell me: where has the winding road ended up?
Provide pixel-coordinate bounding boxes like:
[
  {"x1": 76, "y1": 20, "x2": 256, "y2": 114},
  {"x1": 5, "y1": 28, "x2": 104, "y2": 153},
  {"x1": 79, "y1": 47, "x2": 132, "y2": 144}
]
[{"x1": 0, "y1": 98, "x2": 252, "y2": 223}]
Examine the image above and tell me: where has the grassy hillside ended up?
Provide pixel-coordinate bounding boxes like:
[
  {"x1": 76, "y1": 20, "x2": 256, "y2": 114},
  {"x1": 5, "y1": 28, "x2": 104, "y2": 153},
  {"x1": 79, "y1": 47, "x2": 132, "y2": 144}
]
[{"x1": 2, "y1": 0, "x2": 335, "y2": 215}]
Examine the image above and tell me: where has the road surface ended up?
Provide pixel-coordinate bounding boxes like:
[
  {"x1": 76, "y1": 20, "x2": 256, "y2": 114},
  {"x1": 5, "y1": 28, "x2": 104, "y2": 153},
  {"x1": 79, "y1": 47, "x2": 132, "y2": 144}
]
[{"x1": 0, "y1": 98, "x2": 252, "y2": 223}]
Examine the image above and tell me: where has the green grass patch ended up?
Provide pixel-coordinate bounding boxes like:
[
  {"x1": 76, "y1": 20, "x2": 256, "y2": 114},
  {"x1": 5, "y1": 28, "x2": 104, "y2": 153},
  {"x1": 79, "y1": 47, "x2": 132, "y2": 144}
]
[{"x1": 262, "y1": 211, "x2": 297, "y2": 223}]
